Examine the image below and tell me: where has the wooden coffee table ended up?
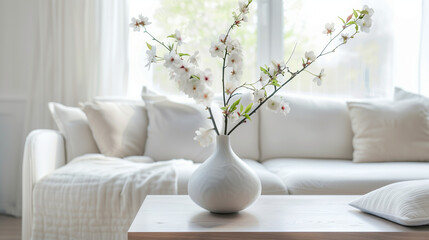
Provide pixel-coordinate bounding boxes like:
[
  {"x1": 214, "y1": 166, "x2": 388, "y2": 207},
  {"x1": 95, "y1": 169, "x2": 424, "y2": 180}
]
[{"x1": 128, "y1": 195, "x2": 429, "y2": 240}]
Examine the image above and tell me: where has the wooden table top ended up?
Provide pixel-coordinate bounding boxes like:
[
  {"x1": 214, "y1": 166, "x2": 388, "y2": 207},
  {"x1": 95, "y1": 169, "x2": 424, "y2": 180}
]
[{"x1": 128, "y1": 195, "x2": 429, "y2": 240}]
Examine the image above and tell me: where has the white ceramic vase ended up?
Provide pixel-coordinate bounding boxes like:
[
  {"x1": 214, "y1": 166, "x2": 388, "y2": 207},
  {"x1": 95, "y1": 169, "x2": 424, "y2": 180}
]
[{"x1": 188, "y1": 135, "x2": 261, "y2": 213}]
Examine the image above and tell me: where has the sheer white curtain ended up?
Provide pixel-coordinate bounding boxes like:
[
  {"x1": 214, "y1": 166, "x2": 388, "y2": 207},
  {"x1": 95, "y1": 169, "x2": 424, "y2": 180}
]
[
  {"x1": 1, "y1": 0, "x2": 129, "y2": 216},
  {"x1": 27, "y1": 0, "x2": 129, "y2": 131},
  {"x1": 418, "y1": 0, "x2": 429, "y2": 97}
]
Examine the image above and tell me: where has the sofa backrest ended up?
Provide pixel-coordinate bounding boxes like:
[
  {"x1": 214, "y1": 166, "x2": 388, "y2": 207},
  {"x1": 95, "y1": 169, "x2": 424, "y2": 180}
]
[
  {"x1": 214, "y1": 93, "x2": 260, "y2": 161},
  {"x1": 260, "y1": 94, "x2": 353, "y2": 161}
]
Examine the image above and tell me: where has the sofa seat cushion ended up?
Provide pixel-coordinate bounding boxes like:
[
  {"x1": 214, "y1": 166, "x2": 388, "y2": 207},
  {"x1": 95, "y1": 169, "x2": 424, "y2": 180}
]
[
  {"x1": 263, "y1": 158, "x2": 429, "y2": 195},
  {"x1": 175, "y1": 159, "x2": 288, "y2": 195}
]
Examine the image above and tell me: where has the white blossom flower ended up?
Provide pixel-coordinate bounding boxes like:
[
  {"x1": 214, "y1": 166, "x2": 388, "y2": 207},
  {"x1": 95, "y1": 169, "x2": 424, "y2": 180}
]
[
  {"x1": 189, "y1": 51, "x2": 200, "y2": 66},
  {"x1": 145, "y1": 46, "x2": 156, "y2": 69},
  {"x1": 239, "y1": 1, "x2": 249, "y2": 14},
  {"x1": 259, "y1": 72, "x2": 270, "y2": 86},
  {"x1": 176, "y1": 62, "x2": 194, "y2": 80},
  {"x1": 227, "y1": 51, "x2": 243, "y2": 68},
  {"x1": 272, "y1": 60, "x2": 286, "y2": 72},
  {"x1": 225, "y1": 80, "x2": 239, "y2": 95},
  {"x1": 138, "y1": 15, "x2": 151, "y2": 27},
  {"x1": 194, "y1": 127, "x2": 215, "y2": 147},
  {"x1": 280, "y1": 102, "x2": 291, "y2": 116},
  {"x1": 266, "y1": 96, "x2": 281, "y2": 112},
  {"x1": 356, "y1": 15, "x2": 372, "y2": 33},
  {"x1": 175, "y1": 30, "x2": 183, "y2": 45},
  {"x1": 228, "y1": 111, "x2": 240, "y2": 123},
  {"x1": 363, "y1": 5, "x2": 374, "y2": 17},
  {"x1": 219, "y1": 34, "x2": 227, "y2": 44},
  {"x1": 129, "y1": 17, "x2": 141, "y2": 31},
  {"x1": 266, "y1": 96, "x2": 290, "y2": 116},
  {"x1": 226, "y1": 67, "x2": 242, "y2": 82},
  {"x1": 253, "y1": 89, "x2": 266, "y2": 103},
  {"x1": 226, "y1": 39, "x2": 241, "y2": 53},
  {"x1": 340, "y1": 33, "x2": 349, "y2": 43},
  {"x1": 305, "y1": 51, "x2": 316, "y2": 62},
  {"x1": 268, "y1": 66, "x2": 276, "y2": 76},
  {"x1": 164, "y1": 51, "x2": 181, "y2": 69},
  {"x1": 313, "y1": 68, "x2": 325, "y2": 86},
  {"x1": 201, "y1": 69, "x2": 213, "y2": 86},
  {"x1": 195, "y1": 87, "x2": 214, "y2": 106},
  {"x1": 242, "y1": 14, "x2": 248, "y2": 22},
  {"x1": 209, "y1": 42, "x2": 226, "y2": 58},
  {"x1": 322, "y1": 23, "x2": 335, "y2": 35},
  {"x1": 181, "y1": 79, "x2": 203, "y2": 98}
]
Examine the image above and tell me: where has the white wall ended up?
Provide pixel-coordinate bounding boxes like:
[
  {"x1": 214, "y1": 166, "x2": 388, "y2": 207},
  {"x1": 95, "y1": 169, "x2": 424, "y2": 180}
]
[{"x1": 0, "y1": 0, "x2": 35, "y2": 216}]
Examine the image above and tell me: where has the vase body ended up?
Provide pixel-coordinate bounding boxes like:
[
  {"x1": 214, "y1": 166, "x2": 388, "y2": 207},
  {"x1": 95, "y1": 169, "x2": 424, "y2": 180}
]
[{"x1": 188, "y1": 135, "x2": 261, "y2": 213}]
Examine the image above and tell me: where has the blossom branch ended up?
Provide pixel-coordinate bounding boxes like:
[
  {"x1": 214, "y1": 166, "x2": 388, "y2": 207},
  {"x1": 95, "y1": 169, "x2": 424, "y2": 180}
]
[
  {"x1": 227, "y1": 7, "x2": 373, "y2": 135},
  {"x1": 207, "y1": 107, "x2": 220, "y2": 135},
  {"x1": 144, "y1": 28, "x2": 171, "y2": 51}
]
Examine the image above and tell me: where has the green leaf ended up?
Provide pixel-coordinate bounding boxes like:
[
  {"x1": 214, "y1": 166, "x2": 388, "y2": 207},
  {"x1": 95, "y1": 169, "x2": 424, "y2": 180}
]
[
  {"x1": 355, "y1": 24, "x2": 359, "y2": 31},
  {"x1": 244, "y1": 103, "x2": 253, "y2": 114},
  {"x1": 361, "y1": 10, "x2": 368, "y2": 15},
  {"x1": 168, "y1": 43, "x2": 174, "y2": 51},
  {"x1": 244, "y1": 114, "x2": 251, "y2": 120},
  {"x1": 221, "y1": 106, "x2": 228, "y2": 111},
  {"x1": 260, "y1": 66, "x2": 268, "y2": 74},
  {"x1": 271, "y1": 79, "x2": 281, "y2": 87},
  {"x1": 146, "y1": 42, "x2": 152, "y2": 50},
  {"x1": 353, "y1": 9, "x2": 358, "y2": 18},
  {"x1": 167, "y1": 34, "x2": 176, "y2": 38},
  {"x1": 240, "y1": 104, "x2": 244, "y2": 112},
  {"x1": 338, "y1": 16, "x2": 345, "y2": 24},
  {"x1": 178, "y1": 53, "x2": 190, "y2": 57},
  {"x1": 229, "y1": 98, "x2": 241, "y2": 112},
  {"x1": 346, "y1": 20, "x2": 355, "y2": 26}
]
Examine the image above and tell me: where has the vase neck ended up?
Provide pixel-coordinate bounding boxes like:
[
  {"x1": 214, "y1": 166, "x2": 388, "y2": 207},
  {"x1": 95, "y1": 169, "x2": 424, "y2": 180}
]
[{"x1": 215, "y1": 135, "x2": 231, "y2": 151}]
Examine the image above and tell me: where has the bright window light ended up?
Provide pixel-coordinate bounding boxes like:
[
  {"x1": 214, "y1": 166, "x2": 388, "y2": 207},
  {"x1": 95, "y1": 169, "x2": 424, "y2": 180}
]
[{"x1": 128, "y1": 0, "x2": 423, "y2": 99}]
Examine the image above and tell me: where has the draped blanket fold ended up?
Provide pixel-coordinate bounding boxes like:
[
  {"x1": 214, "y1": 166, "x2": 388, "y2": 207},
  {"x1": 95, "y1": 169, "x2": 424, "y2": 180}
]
[{"x1": 32, "y1": 154, "x2": 191, "y2": 240}]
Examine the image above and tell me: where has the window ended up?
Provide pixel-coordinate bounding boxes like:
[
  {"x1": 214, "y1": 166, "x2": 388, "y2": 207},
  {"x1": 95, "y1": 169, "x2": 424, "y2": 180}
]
[
  {"x1": 128, "y1": 0, "x2": 257, "y2": 97},
  {"x1": 279, "y1": 0, "x2": 422, "y2": 98},
  {"x1": 128, "y1": 0, "x2": 424, "y2": 98}
]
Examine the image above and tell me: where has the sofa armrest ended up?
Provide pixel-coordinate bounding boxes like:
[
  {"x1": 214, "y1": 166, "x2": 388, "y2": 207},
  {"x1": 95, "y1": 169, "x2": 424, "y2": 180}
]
[{"x1": 22, "y1": 129, "x2": 66, "y2": 240}]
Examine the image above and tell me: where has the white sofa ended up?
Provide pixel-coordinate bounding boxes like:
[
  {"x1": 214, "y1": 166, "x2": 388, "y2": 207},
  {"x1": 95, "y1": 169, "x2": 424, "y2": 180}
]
[{"x1": 22, "y1": 93, "x2": 429, "y2": 239}]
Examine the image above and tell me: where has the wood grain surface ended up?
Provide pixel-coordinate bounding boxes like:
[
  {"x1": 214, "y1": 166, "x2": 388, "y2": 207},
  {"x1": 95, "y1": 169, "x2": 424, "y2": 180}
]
[{"x1": 128, "y1": 195, "x2": 429, "y2": 240}]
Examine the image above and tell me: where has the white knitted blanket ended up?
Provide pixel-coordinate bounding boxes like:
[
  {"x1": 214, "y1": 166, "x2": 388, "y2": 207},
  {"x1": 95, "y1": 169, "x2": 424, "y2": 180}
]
[{"x1": 32, "y1": 154, "x2": 191, "y2": 240}]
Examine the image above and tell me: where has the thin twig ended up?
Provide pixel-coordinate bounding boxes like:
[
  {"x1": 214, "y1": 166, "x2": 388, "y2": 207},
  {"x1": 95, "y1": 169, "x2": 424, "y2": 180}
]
[
  {"x1": 285, "y1": 42, "x2": 297, "y2": 65},
  {"x1": 144, "y1": 29, "x2": 170, "y2": 51},
  {"x1": 207, "y1": 107, "x2": 220, "y2": 135},
  {"x1": 227, "y1": 23, "x2": 358, "y2": 135}
]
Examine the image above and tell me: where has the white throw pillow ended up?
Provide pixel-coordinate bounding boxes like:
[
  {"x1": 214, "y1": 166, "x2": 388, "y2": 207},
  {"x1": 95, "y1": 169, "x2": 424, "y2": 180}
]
[
  {"x1": 395, "y1": 87, "x2": 429, "y2": 103},
  {"x1": 144, "y1": 99, "x2": 223, "y2": 163},
  {"x1": 82, "y1": 101, "x2": 148, "y2": 158},
  {"x1": 260, "y1": 94, "x2": 354, "y2": 161},
  {"x1": 48, "y1": 102, "x2": 100, "y2": 162},
  {"x1": 350, "y1": 180, "x2": 429, "y2": 226},
  {"x1": 214, "y1": 93, "x2": 260, "y2": 161},
  {"x1": 347, "y1": 99, "x2": 429, "y2": 162},
  {"x1": 142, "y1": 86, "x2": 260, "y2": 161}
]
